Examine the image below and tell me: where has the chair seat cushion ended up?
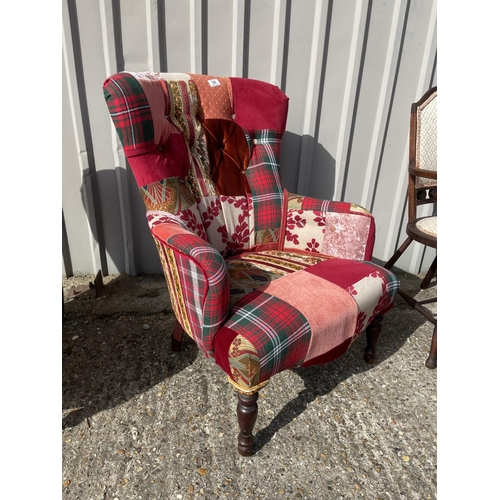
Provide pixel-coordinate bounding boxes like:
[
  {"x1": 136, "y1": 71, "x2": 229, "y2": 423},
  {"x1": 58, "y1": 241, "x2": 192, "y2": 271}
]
[
  {"x1": 225, "y1": 250, "x2": 329, "y2": 306},
  {"x1": 415, "y1": 216, "x2": 437, "y2": 237},
  {"x1": 215, "y1": 251, "x2": 399, "y2": 391}
]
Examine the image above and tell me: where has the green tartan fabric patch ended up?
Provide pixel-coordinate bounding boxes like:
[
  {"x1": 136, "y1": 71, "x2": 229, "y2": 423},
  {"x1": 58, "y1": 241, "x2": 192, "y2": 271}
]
[
  {"x1": 103, "y1": 73, "x2": 155, "y2": 153},
  {"x1": 224, "y1": 290, "x2": 311, "y2": 381}
]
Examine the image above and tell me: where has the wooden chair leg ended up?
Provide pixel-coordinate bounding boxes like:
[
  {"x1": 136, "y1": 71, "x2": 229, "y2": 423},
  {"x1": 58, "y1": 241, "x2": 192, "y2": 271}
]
[
  {"x1": 384, "y1": 237, "x2": 412, "y2": 270},
  {"x1": 364, "y1": 314, "x2": 384, "y2": 364},
  {"x1": 171, "y1": 319, "x2": 184, "y2": 352},
  {"x1": 236, "y1": 391, "x2": 259, "y2": 456},
  {"x1": 425, "y1": 324, "x2": 437, "y2": 369},
  {"x1": 420, "y1": 256, "x2": 437, "y2": 290}
]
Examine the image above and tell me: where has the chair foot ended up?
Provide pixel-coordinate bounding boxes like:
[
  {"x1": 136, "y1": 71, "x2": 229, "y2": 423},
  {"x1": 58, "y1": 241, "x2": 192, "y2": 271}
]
[
  {"x1": 421, "y1": 257, "x2": 437, "y2": 290},
  {"x1": 172, "y1": 319, "x2": 184, "y2": 352},
  {"x1": 236, "y1": 392, "x2": 259, "y2": 456},
  {"x1": 425, "y1": 325, "x2": 437, "y2": 369},
  {"x1": 364, "y1": 314, "x2": 384, "y2": 363}
]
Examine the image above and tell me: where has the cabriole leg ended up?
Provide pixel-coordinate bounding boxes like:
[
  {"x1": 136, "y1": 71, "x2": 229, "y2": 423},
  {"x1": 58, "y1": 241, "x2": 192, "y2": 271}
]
[
  {"x1": 364, "y1": 314, "x2": 384, "y2": 364},
  {"x1": 236, "y1": 391, "x2": 259, "y2": 456}
]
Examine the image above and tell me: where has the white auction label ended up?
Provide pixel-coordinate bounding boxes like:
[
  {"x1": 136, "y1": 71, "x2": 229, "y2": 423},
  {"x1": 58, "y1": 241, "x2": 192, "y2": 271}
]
[{"x1": 208, "y1": 78, "x2": 221, "y2": 87}]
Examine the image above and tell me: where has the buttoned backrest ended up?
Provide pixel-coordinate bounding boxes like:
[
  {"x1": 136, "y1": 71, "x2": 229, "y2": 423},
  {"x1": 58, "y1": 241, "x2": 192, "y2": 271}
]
[{"x1": 103, "y1": 72, "x2": 289, "y2": 256}]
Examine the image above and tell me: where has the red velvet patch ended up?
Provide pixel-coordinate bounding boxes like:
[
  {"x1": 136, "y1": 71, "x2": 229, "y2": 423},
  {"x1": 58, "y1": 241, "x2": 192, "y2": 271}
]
[
  {"x1": 364, "y1": 217, "x2": 376, "y2": 261},
  {"x1": 304, "y1": 258, "x2": 374, "y2": 289},
  {"x1": 127, "y1": 133, "x2": 190, "y2": 187},
  {"x1": 230, "y1": 77, "x2": 289, "y2": 132},
  {"x1": 203, "y1": 118, "x2": 251, "y2": 196},
  {"x1": 300, "y1": 337, "x2": 352, "y2": 367},
  {"x1": 213, "y1": 326, "x2": 240, "y2": 378}
]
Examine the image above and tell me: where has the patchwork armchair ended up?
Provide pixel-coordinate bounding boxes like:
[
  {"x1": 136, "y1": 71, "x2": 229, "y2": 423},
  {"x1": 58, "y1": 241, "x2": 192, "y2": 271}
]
[{"x1": 103, "y1": 72, "x2": 399, "y2": 456}]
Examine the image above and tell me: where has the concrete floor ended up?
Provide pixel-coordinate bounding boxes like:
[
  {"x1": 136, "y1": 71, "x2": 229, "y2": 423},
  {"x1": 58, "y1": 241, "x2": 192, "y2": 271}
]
[{"x1": 62, "y1": 270, "x2": 437, "y2": 500}]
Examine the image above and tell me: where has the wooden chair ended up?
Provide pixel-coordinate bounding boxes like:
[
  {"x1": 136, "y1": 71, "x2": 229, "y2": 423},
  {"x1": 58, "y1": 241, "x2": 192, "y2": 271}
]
[
  {"x1": 103, "y1": 71, "x2": 399, "y2": 455},
  {"x1": 384, "y1": 86, "x2": 437, "y2": 369}
]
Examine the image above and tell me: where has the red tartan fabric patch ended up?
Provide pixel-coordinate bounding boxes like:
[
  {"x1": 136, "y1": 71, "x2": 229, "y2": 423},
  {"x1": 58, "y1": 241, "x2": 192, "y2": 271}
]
[
  {"x1": 151, "y1": 224, "x2": 229, "y2": 359},
  {"x1": 221, "y1": 290, "x2": 311, "y2": 382},
  {"x1": 301, "y1": 197, "x2": 351, "y2": 213},
  {"x1": 246, "y1": 130, "x2": 284, "y2": 233},
  {"x1": 103, "y1": 73, "x2": 155, "y2": 155}
]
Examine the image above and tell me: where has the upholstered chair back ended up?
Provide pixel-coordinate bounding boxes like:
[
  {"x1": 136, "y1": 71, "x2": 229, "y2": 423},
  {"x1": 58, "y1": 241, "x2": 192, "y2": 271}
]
[
  {"x1": 104, "y1": 72, "x2": 376, "y2": 259},
  {"x1": 104, "y1": 72, "x2": 291, "y2": 258},
  {"x1": 413, "y1": 89, "x2": 437, "y2": 190}
]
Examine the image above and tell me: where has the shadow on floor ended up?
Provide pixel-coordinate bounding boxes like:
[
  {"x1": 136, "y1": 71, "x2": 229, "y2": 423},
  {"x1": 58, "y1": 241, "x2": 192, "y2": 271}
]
[
  {"x1": 252, "y1": 288, "x2": 431, "y2": 453},
  {"x1": 62, "y1": 274, "x2": 199, "y2": 429},
  {"x1": 62, "y1": 271, "x2": 435, "y2": 442}
]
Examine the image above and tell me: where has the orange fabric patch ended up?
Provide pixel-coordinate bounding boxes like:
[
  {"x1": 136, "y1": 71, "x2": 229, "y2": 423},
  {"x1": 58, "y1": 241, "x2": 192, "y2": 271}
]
[
  {"x1": 203, "y1": 118, "x2": 251, "y2": 196},
  {"x1": 189, "y1": 74, "x2": 233, "y2": 120}
]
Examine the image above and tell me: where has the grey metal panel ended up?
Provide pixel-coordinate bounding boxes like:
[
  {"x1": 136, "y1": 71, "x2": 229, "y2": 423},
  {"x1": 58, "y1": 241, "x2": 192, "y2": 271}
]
[
  {"x1": 63, "y1": 0, "x2": 102, "y2": 277},
  {"x1": 74, "y1": 0, "x2": 126, "y2": 276},
  {"x1": 309, "y1": 0, "x2": 366, "y2": 202},
  {"x1": 163, "y1": 0, "x2": 197, "y2": 72},
  {"x1": 206, "y1": 0, "x2": 235, "y2": 76},
  {"x1": 62, "y1": 0, "x2": 438, "y2": 277},
  {"x1": 62, "y1": 54, "x2": 97, "y2": 276},
  {"x1": 279, "y1": 0, "x2": 331, "y2": 194},
  {"x1": 120, "y1": 0, "x2": 160, "y2": 71},
  {"x1": 370, "y1": 0, "x2": 437, "y2": 272},
  {"x1": 246, "y1": 0, "x2": 281, "y2": 81}
]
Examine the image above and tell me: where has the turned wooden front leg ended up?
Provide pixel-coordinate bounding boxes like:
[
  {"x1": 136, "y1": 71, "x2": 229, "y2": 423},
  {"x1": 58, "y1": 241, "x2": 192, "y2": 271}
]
[
  {"x1": 236, "y1": 392, "x2": 259, "y2": 456},
  {"x1": 364, "y1": 314, "x2": 384, "y2": 364},
  {"x1": 425, "y1": 324, "x2": 437, "y2": 369}
]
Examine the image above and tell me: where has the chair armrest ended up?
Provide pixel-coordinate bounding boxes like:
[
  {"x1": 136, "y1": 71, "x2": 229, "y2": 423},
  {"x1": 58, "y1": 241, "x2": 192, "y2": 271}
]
[
  {"x1": 281, "y1": 192, "x2": 376, "y2": 261},
  {"x1": 147, "y1": 211, "x2": 230, "y2": 360}
]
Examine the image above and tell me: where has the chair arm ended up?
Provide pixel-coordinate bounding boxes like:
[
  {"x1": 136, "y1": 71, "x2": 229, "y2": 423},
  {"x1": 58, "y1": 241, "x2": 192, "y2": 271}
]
[
  {"x1": 281, "y1": 192, "x2": 376, "y2": 261},
  {"x1": 147, "y1": 211, "x2": 230, "y2": 361}
]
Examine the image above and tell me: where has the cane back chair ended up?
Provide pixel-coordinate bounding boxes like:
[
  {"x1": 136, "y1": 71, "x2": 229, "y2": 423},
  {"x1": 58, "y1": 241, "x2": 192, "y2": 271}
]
[
  {"x1": 384, "y1": 86, "x2": 437, "y2": 369},
  {"x1": 103, "y1": 71, "x2": 399, "y2": 455}
]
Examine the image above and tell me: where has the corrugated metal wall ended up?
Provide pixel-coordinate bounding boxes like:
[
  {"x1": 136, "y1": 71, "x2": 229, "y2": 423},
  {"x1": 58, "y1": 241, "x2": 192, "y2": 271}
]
[{"x1": 62, "y1": 0, "x2": 437, "y2": 277}]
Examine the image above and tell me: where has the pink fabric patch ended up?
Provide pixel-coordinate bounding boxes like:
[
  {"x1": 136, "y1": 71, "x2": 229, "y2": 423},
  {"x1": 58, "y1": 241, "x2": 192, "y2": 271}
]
[
  {"x1": 321, "y1": 212, "x2": 370, "y2": 260},
  {"x1": 260, "y1": 271, "x2": 358, "y2": 363},
  {"x1": 136, "y1": 74, "x2": 178, "y2": 145}
]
